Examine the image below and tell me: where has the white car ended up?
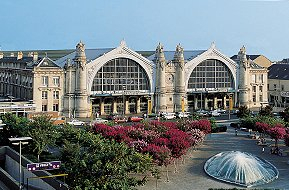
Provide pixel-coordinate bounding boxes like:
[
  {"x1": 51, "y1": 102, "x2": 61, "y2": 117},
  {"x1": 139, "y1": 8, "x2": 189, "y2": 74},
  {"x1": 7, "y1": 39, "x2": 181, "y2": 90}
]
[
  {"x1": 67, "y1": 119, "x2": 86, "y2": 126},
  {"x1": 210, "y1": 111, "x2": 221, "y2": 117},
  {"x1": 162, "y1": 113, "x2": 176, "y2": 120},
  {"x1": 196, "y1": 110, "x2": 209, "y2": 117},
  {"x1": 176, "y1": 112, "x2": 189, "y2": 118},
  {"x1": 92, "y1": 118, "x2": 108, "y2": 124},
  {"x1": 216, "y1": 109, "x2": 226, "y2": 114}
]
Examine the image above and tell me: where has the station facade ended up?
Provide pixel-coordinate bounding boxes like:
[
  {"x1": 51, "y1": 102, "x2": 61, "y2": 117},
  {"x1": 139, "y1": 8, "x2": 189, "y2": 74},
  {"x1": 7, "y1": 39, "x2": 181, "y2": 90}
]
[{"x1": 0, "y1": 41, "x2": 269, "y2": 118}]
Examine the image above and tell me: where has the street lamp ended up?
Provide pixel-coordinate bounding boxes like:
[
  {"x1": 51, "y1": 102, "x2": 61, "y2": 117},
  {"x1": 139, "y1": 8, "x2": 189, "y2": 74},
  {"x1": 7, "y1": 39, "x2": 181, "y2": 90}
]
[
  {"x1": 123, "y1": 85, "x2": 126, "y2": 116},
  {"x1": 9, "y1": 137, "x2": 32, "y2": 190},
  {"x1": 8, "y1": 95, "x2": 14, "y2": 106}
]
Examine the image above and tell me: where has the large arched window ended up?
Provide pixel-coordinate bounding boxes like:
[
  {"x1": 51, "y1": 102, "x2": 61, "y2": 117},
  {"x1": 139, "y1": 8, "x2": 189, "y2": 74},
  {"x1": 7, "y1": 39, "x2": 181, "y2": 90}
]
[
  {"x1": 91, "y1": 58, "x2": 150, "y2": 92},
  {"x1": 188, "y1": 59, "x2": 234, "y2": 90}
]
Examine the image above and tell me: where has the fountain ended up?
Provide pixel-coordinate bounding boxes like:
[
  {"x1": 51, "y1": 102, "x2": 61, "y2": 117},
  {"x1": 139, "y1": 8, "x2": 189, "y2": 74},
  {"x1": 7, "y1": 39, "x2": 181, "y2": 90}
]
[{"x1": 204, "y1": 151, "x2": 278, "y2": 187}]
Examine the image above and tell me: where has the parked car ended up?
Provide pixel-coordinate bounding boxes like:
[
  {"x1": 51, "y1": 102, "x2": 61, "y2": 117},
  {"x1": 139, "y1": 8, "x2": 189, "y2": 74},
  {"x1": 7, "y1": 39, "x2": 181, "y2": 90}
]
[
  {"x1": 209, "y1": 110, "x2": 221, "y2": 117},
  {"x1": 162, "y1": 112, "x2": 176, "y2": 120},
  {"x1": 67, "y1": 119, "x2": 86, "y2": 126},
  {"x1": 92, "y1": 118, "x2": 108, "y2": 124},
  {"x1": 147, "y1": 113, "x2": 158, "y2": 118},
  {"x1": 128, "y1": 116, "x2": 143, "y2": 122},
  {"x1": 176, "y1": 112, "x2": 190, "y2": 118},
  {"x1": 216, "y1": 108, "x2": 226, "y2": 114},
  {"x1": 51, "y1": 116, "x2": 66, "y2": 126},
  {"x1": 196, "y1": 110, "x2": 209, "y2": 117},
  {"x1": 106, "y1": 113, "x2": 119, "y2": 120},
  {"x1": 114, "y1": 117, "x2": 127, "y2": 123}
]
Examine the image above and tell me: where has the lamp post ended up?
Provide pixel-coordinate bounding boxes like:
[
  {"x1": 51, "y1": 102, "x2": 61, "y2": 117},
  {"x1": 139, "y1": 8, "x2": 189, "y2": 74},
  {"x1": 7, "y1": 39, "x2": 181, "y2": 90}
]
[
  {"x1": 9, "y1": 137, "x2": 32, "y2": 190},
  {"x1": 123, "y1": 85, "x2": 126, "y2": 116},
  {"x1": 8, "y1": 95, "x2": 14, "y2": 106}
]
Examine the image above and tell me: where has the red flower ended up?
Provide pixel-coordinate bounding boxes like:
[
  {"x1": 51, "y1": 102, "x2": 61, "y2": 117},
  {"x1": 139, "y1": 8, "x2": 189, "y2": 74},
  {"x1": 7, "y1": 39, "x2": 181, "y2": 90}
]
[{"x1": 142, "y1": 144, "x2": 171, "y2": 166}]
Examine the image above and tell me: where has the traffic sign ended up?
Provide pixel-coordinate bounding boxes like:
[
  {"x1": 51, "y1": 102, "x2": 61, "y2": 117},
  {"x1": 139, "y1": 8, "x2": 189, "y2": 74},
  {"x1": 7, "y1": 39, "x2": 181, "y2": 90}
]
[{"x1": 27, "y1": 161, "x2": 61, "y2": 171}]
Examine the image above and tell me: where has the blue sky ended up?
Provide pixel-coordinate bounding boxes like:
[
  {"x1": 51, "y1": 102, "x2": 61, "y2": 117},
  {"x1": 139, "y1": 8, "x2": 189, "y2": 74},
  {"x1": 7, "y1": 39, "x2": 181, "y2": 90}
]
[{"x1": 0, "y1": 0, "x2": 288, "y2": 61}]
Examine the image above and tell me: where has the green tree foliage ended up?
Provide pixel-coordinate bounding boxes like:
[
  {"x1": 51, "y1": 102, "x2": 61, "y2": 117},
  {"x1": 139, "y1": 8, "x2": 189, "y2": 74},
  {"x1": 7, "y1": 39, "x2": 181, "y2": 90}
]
[
  {"x1": 59, "y1": 125, "x2": 152, "y2": 190},
  {"x1": 28, "y1": 115, "x2": 59, "y2": 162},
  {"x1": 236, "y1": 106, "x2": 250, "y2": 118},
  {"x1": 259, "y1": 105, "x2": 273, "y2": 117},
  {"x1": 239, "y1": 115, "x2": 285, "y2": 131},
  {"x1": 280, "y1": 106, "x2": 289, "y2": 123},
  {"x1": 0, "y1": 113, "x2": 29, "y2": 145}
]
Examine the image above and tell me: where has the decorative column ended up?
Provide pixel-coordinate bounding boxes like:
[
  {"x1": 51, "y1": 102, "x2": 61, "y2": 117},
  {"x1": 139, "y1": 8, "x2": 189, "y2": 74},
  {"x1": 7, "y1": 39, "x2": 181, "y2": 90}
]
[
  {"x1": 125, "y1": 98, "x2": 129, "y2": 114},
  {"x1": 173, "y1": 44, "x2": 186, "y2": 112},
  {"x1": 63, "y1": 58, "x2": 75, "y2": 118},
  {"x1": 113, "y1": 99, "x2": 117, "y2": 113},
  {"x1": 136, "y1": 97, "x2": 141, "y2": 114},
  {"x1": 223, "y1": 95, "x2": 227, "y2": 108},
  {"x1": 238, "y1": 46, "x2": 249, "y2": 107},
  {"x1": 73, "y1": 41, "x2": 90, "y2": 118},
  {"x1": 155, "y1": 43, "x2": 167, "y2": 112},
  {"x1": 100, "y1": 99, "x2": 105, "y2": 115},
  {"x1": 214, "y1": 96, "x2": 218, "y2": 109},
  {"x1": 204, "y1": 96, "x2": 208, "y2": 110},
  {"x1": 194, "y1": 96, "x2": 198, "y2": 110}
]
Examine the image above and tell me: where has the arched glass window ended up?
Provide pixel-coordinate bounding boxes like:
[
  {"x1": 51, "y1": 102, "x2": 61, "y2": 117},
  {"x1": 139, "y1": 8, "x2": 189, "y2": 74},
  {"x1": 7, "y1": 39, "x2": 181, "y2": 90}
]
[
  {"x1": 188, "y1": 59, "x2": 234, "y2": 90},
  {"x1": 91, "y1": 58, "x2": 150, "y2": 92}
]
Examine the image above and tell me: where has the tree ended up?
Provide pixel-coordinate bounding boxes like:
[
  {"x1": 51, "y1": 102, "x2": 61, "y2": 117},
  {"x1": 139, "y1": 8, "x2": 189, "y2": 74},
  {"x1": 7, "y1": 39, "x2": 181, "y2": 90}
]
[
  {"x1": 60, "y1": 126, "x2": 152, "y2": 190},
  {"x1": 237, "y1": 105, "x2": 250, "y2": 118},
  {"x1": 259, "y1": 105, "x2": 273, "y2": 117},
  {"x1": 255, "y1": 122, "x2": 270, "y2": 137},
  {"x1": 28, "y1": 115, "x2": 59, "y2": 162},
  {"x1": 0, "y1": 113, "x2": 29, "y2": 145},
  {"x1": 280, "y1": 106, "x2": 289, "y2": 123},
  {"x1": 267, "y1": 124, "x2": 286, "y2": 148}
]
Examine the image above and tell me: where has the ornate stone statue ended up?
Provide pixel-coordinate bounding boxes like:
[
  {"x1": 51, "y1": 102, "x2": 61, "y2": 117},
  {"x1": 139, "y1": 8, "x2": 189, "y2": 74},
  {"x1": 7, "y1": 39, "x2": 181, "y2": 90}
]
[{"x1": 76, "y1": 41, "x2": 85, "y2": 53}]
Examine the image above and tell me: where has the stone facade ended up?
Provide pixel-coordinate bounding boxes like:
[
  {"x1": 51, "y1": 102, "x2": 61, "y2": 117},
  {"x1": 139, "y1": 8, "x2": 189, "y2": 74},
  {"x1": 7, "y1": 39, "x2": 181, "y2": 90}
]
[
  {"x1": 268, "y1": 63, "x2": 289, "y2": 108},
  {"x1": 0, "y1": 41, "x2": 270, "y2": 118}
]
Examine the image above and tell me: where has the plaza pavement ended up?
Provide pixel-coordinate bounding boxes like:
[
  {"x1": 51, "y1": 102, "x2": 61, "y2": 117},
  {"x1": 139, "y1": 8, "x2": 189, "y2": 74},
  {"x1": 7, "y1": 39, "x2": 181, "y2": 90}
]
[{"x1": 138, "y1": 123, "x2": 289, "y2": 190}]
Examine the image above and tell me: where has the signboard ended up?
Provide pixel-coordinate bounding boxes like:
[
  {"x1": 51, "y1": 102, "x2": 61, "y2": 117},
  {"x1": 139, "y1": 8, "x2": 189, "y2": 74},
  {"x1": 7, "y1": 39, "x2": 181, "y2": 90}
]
[
  {"x1": 27, "y1": 161, "x2": 61, "y2": 171},
  {"x1": 281, "y1": 91, "x2": 289, "y2": 97}
]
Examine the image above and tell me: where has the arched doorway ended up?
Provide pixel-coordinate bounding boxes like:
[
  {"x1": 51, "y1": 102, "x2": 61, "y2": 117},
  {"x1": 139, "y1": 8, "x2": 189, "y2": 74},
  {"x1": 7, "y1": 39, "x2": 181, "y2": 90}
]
[
  {"x1": 187, "y1": 59, "x2": 235, "y2": 110},
  {"x1": 90, "y1": 58, "x2": 151, "y2": 115}
]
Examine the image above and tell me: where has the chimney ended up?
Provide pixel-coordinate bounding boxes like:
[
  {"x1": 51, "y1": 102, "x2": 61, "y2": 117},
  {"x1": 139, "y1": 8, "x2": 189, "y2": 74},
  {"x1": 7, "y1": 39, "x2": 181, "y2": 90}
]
[
  {"x1": 0, "y1": 52, "x2": 3, "y2": 59},
  {"x1": 17, "y1": 51, "x2": 23, "y2": 60},
  {"x1": 33, "y1": 52, "x2": 38, "y2": 62}
]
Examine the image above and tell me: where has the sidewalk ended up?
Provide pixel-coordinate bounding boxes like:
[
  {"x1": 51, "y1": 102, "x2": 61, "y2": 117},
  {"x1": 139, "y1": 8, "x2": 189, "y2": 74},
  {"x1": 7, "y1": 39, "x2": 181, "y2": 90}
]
[{"x1": 138, "y1": 126, "x2": 289, "y2": 190}]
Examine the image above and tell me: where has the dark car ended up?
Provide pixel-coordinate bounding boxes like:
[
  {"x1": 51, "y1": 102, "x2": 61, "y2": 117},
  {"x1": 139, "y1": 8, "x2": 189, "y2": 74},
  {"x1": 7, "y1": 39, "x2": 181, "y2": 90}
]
[{"x1": 106, "y1": 113, "x2": 119, "y2": 120}]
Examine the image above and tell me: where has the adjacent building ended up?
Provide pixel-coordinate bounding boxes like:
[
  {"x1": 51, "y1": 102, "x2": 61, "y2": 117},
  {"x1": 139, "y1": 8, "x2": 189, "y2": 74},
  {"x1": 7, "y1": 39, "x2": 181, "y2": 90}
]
[
  {"x1": 0, "y1": 41, "x2": 270, "y2": 118},
  {"x1": 268, "y1": 63, "x2": 289, "y2": 108}
]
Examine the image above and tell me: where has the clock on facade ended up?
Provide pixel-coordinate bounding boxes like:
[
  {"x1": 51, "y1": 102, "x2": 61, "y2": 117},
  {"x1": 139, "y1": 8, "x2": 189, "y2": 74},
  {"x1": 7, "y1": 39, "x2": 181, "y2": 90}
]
[{"x1": 166, "y1": 74, "x2": 174, "y2": 84}]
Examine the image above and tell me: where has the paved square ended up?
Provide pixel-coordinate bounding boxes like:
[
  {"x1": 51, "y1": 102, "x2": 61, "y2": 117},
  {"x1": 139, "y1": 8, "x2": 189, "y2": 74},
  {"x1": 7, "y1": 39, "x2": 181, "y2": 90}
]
[{"x1": 138, "y1": 125, "x2": 289, "y2": 190}]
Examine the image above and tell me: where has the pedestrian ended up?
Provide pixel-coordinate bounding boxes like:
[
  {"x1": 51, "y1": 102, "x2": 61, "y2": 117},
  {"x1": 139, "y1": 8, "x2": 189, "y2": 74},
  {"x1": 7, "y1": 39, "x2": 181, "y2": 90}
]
[
  {"x1": 235, "y1": 129, "x2": 238, "y2": 136},
  {"x1": 262, "y1": 146, "x2": 265, "y2": 153}
]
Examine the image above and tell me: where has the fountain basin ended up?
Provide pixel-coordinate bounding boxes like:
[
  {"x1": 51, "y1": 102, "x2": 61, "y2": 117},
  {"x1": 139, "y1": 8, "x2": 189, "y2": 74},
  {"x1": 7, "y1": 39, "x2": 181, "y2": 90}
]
[{"x1": 204, "y1": 151, "x2": 278, "y2": 187}]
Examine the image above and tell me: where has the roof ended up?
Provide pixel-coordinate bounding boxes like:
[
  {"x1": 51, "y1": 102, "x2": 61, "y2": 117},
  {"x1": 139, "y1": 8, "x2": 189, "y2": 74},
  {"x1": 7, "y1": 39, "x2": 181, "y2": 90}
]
[
  {"x1": 147, "y1": 50, "x2": 206, "y2": 62},
  {"x1": 249, "y1": 61, "x2": 264, "y2": 69},
  {"x1": 0, "y1": 50, "x2": 74, "y2": 61},
  {"x1": 0, "y1": 56, "x2": 42, "y2": 69},
  {"x1": 231, "y1": 55, "x2": 261, "y2": 61},
  {"x1": 268, "y1": 64, "x2": 289, "y2": 80},
  {"x1": 55, "y1": 48, "x2": 114, "y2": 67},
  {"x1": 36, "y1": 57, "x2": 61, "y2": 68}
]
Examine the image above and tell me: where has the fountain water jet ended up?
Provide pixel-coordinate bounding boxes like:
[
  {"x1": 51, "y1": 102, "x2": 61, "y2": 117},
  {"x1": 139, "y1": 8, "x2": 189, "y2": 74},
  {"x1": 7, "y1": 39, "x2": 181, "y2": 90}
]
[{"x1": 204, "y1": 151, "x2": 278, "y2": 187}]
